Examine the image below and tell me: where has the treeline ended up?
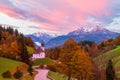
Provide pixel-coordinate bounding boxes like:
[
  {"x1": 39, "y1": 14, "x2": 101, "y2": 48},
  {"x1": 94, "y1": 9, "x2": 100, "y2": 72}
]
[
  {"x1": 46, "y1": 35, "x2": 120, "y2": 59},
  {"x1": 0, "y1": 26, "x2": 35, "y2": 63},
  {"x1": 78, "y1": 36, "x2": 120, "y2": 57}
]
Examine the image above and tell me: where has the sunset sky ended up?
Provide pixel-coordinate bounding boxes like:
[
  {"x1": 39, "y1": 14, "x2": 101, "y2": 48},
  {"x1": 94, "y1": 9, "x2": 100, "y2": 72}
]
[{"x1": 0, "y1": 0, "x2": 120, "y2": 35}]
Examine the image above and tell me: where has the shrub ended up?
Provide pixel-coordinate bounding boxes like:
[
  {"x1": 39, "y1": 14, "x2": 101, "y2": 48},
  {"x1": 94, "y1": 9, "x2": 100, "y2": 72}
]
[
  {"x1": 39, "y1": 63, "x2": 44, "y2": 69},
  {"x1": 2, "y1": 71, "x2": 11, "y2": 78},
  {"x1": 46, "y1": 63, "x2": 57, "y2": 72},
  {"x1": 13, "y1": 69, "x2": 23, "y2": 79}
]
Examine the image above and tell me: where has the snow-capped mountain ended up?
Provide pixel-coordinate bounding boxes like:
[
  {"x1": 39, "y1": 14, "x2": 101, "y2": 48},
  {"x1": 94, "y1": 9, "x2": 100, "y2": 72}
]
[
  {"x1": 26, "y1": 32, "x2": 54, "y2": 47},
  {"x1": 46, "y1": 25, "x2": 120, "y2": 48},
  {"x1": 26, "y1": 25, "x2": 120, "y2": 48},
  {"x1": 68, "y1": 25, "x2": 112, "y2": 35}
]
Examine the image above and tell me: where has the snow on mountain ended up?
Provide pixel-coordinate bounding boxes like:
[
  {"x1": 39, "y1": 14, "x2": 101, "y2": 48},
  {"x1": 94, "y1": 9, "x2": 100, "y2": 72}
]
[
  {"x1": 32, "y1": 32, "x2": 53, "y2": 38},
  {"x1": 35, "y1": 42, "x2": 41, "y2": 47},
  {"x1": 68, "y1": 24, "x2": 111, "y2": 35},
  {"x1": 26, "y1": 25, "x2": 120, "y2": 48},
  {"x1": 26, "y1": 32, "x2": 54, "y2": 47},
  {"x1": 46, "y1": 25, "x2": 120, "y2": 48}
]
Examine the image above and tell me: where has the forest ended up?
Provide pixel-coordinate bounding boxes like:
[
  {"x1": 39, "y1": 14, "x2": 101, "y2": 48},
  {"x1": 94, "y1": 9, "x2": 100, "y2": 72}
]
[
  {"x1": 0, "y1": 26, "x2": 34, "y2": 63},
  {"x1": 1, "y1": 25, "x2": 120, "y2": 80}
]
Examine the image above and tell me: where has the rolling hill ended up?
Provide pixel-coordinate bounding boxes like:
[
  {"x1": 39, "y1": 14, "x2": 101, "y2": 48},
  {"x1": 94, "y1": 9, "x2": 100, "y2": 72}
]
[
  {"x1": 0, "y1": 57, "x2": 31, "y2": 80},
  {"x1": 0, "y1": 57, "x2": 22, "y2": 75},
  {"x1": 94, "y1": 46, "x2": 120, "y2": 78}
]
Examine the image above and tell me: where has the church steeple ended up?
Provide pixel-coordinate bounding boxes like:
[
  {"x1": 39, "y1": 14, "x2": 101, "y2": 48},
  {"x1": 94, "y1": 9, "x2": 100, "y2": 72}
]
[{"x1": 41, "y1": 40, "x2": 44, "y2": 47}]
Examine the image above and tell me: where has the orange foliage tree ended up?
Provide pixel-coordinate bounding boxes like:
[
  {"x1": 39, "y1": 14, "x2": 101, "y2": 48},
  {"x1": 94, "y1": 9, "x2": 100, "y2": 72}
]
[{"x1": 59, "y1": 38, "x2": 94, "y2": 80}]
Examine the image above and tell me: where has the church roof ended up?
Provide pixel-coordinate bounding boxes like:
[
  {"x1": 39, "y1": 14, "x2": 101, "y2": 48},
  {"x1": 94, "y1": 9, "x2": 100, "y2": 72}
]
[{"x1": 34, "y1": 46, "x2": 44, "y2": 54}]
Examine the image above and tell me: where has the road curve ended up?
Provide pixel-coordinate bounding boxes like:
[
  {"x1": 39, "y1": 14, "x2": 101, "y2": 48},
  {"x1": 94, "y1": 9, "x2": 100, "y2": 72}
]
[{"x1": 34, "y1": 69, "x2": 49, "y2": 80}]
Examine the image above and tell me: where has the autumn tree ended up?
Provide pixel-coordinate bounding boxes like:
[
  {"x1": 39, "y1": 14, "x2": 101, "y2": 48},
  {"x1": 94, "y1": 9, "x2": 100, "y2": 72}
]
[
  {"x1": 24, "y1": 37, "x2": 34, "y2": 48},
  {"x1": 59, "y1": 38, "x2": 94, "y2": 80},
  {"x1": 89, "y1": 43, "x2": 99, "y2": 57},
  {"x1": 8, "y1": 41, "x2": 20, "y2": 58},
  {"x1": 46, "y1": 46, "x2": 60, "y2": 60},
  {"x1": 114, "y1": 36, "x2": 120, "y2": 45},
  {"x1": 106, "y1": 60, "x2": 116, "y2": 80}
]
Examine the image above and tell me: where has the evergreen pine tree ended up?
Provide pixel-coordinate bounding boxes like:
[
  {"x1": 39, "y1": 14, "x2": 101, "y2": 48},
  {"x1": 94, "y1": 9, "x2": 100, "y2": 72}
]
[
  {"x1": 0, "y1": 30, "x2": 2, "y2": 41},
  {"x1": 106, "y1": 60, "x2": 116, "y2": 80},
  {"x1": 15, "y1": 29, "x2": 18, "y2": 36},
  {"x1": 17, "y1": 36, "x2": 29, "y2": 64},
  {"x1": 27, "y1": 64, "x2": 33, "y2": 76}
]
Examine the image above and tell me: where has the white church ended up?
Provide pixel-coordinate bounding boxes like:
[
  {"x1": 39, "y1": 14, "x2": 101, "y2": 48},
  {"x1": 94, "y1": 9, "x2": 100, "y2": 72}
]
[{"x1": 32, "y1": 41, "x2": 45, "y2": 60}]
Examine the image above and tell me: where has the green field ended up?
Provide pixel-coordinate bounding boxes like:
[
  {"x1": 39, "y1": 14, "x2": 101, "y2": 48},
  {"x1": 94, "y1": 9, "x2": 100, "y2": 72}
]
[
  {"x1": 33, "y1": 57, "x2": 53, "y2": 66},
  {"x1": 94, "y1": 46, "x2": 120, "y2": 77},
  {"x1": 0, "y1": 78, "x2": 18, "y2": 80},
  {"x1": 48, "y1": 71, "x2": 68, "y2": 80},
  {"x1": 0, "y1": 57, "x2": 35, "y2": 80},
  {"x1": 0, "y1": 57, "x2": 22, "y2": 75},
  {"x1": 48, "y1": 71, "x2": 76, "y2": 80}
]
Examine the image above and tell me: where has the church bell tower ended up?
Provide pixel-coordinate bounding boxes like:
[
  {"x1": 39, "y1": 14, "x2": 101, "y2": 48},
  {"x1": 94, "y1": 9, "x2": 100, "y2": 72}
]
[{"x1": 41, "y1": 40, "x2": 44, "y2": 47}]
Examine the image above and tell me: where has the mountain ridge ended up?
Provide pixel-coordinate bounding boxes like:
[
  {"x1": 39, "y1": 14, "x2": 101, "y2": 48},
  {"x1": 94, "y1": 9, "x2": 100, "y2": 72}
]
[
  {"x1": 25, "y1": 32, "x2": 54, "y2": 47},
  {"x1": 26, "y1": 25, "x2": 120, "y2": 48},
  {"x1": 46, "y1": 25, "x2": 120, "y2": 48}
]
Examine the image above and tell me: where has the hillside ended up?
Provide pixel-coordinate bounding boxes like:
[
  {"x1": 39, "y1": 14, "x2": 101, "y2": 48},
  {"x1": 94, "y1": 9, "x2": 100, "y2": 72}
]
[
  {"x1": 0, "y1": 57, "x2": 35, "y2": 80},
  {"x1": 0, "y1": 57, "x2": 23, "y2": 75},
  {"x1": 0, "y1": 25, "x2": 35, "y2": 63},
  {"x1": 94, "y1": 46, "x2": 120, "y2": 78}
]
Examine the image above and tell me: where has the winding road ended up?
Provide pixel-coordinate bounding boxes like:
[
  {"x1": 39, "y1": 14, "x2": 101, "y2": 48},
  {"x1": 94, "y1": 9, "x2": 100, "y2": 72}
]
[{"x1": 34, "y1": 69, "x2": 49, "y2": 80}]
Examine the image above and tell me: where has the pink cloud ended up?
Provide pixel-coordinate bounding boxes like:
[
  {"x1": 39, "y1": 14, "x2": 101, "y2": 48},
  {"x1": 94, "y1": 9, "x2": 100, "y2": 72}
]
[
  {"x1": 0, "y1": 0, "x2": 113, "y2": 34},
  {"x1": 64, "y1": 0, "x2": 111, "y2": 15},
  {"x1": 0, "y1": 4, "x2": 19, "y2": 18}
]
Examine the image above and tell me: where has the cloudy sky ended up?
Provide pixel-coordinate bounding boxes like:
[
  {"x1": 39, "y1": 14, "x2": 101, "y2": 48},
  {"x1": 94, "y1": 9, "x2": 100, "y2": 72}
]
[{"x1": 0, "y1": 0, "x2": 120, "y2": 35}]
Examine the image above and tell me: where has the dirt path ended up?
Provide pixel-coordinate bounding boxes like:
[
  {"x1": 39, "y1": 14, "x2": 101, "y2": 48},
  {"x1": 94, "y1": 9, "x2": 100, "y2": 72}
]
[{"x1": 34, "y1": 69, "x2": 49, "y2": 80}]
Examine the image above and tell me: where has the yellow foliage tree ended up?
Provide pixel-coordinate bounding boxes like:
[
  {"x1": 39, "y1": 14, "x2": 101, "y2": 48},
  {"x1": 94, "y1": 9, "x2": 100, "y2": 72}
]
[
  {"x1": 59, "y1": 38, "x2": 94, "y2": 80},
  {"x1": 9, "y1": 41, "x2": 20, "y2": 55}
]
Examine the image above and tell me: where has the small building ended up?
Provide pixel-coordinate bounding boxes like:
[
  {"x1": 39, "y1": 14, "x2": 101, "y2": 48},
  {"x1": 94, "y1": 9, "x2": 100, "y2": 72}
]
[{"x1": 32, "y1": 41, "x2": 45, "y2": 60}]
